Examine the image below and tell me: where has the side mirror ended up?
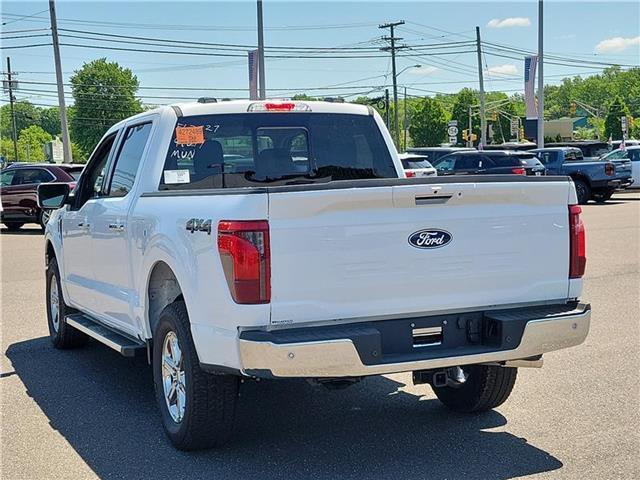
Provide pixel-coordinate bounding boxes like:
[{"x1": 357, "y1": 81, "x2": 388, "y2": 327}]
[{"x1": 38, "y1": 182, "x2": 71, "y2": 209}]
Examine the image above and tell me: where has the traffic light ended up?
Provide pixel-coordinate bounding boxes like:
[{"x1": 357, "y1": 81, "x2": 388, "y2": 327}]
[
  {"x1": 462, "y1": 129, "x2": 468, "y2": 140},
  {"x1": 489, "y1": 111, "x2": 498, "y2": 121},
  {"x1": 471, "y1": 133, "x2": 478, "y2": 141},
  {"x1": 569, "y1": 102, "x2": 577, "y2": 116}
]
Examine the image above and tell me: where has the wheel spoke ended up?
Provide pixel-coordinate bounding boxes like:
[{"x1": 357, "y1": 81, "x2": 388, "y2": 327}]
[{"x1": 161, "y1": 330, "x2": 186, "y2": 423}]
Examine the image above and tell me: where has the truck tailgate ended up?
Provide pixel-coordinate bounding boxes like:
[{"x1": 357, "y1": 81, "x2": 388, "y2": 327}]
[{"x1": 267, "y1": 179, "x2": 572, "y2": 325}]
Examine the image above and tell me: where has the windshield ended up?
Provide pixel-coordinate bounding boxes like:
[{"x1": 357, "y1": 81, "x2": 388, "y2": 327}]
[
  {"x1": 160, "y1": 113, "x2": 397, "y2": 189},
  {"x1": 401, "y1": 157, "x2": 433, "y2": 169},
  {"x1": 516, "y1": 154, "x2": 542, "y2": 166}
]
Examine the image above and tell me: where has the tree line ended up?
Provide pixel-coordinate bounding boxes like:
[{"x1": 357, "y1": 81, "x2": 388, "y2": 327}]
[{"x1": 1, "y1": 60, "x2": 638, "y2": 163}]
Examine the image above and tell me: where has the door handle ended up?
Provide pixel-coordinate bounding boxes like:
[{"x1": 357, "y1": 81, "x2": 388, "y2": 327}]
[
  {"x1": 78, "y1": 222, "x2": 90, "y2": 229},
  {"x1": 108, "y1": 223, "x2": 125, "y2": 233}
]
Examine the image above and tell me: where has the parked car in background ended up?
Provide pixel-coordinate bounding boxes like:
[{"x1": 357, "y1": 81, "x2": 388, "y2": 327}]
[
  {"x1": 483, "y1": 142, "x2": 538, "y2": 151},
  {"x1": 398, "y1": 153, "x2": 437, "y2": 177},
  {"x1": 598, "y1": 148, "x2": 634, "y2": 189},
  {"x1": 610, "y1": 140, "x2": 640, "y2": 151},
  {"x1": 532, "y1": 147, "x2": 630, "y2": 203},
  {"x1": 1, "y1": 163, "x2": 83, "y2": 231},
  {"x1": 546, "y1": 141, "x2": 610, "y2": 161},
  {"x1": 600, "y1": 146, "x2": 640, "y2": 190},
  {"x1": 405, "y1": 147, "x2": 473, "y2": 165},
  {"x1": 432, "y1": 150, "x2": 545, "y2": 176}
]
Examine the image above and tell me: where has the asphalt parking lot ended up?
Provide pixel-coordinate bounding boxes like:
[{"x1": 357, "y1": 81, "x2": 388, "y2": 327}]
[{"x1": 1, "y1": 192, "x2": 638, "y2": 480}]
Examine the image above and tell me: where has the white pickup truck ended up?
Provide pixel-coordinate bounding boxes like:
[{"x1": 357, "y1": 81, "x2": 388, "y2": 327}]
[{"x1": 38, "y1": 99, "x2": 590, "y2": 450}]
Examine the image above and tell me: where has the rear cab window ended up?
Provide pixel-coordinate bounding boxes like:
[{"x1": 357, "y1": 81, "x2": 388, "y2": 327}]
[{"x1": 159, "y1": 113, "x2": 396, "y2": 190}]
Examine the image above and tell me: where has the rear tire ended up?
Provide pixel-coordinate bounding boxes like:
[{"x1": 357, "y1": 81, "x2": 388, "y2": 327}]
[
  {"x1": 573, "y1": 179, "x2": 591, "y2": 205},
  {"x1": 153, "y1": 301, "x2": 239, "y2": 450},
  {"x1": 3, "y1": 222, "x2": 24, "y2": 231},
  {"x1": 432, "y1": 365, "x2": 517, "y2": 413},
  {"x1": 46, "y1": 258, "x2": 88, "y2": 349}
]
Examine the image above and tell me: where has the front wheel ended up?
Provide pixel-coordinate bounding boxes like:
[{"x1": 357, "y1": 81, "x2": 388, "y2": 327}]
[
  {"x1": 46, "y1": 258, "x2": 88, "y2": 349},
  {"x1": 432, "y1": 365, "x2": 517, "y2": 413},
  {"x1": 153, "y1": 301, "x2": 239, "y2": 450}
]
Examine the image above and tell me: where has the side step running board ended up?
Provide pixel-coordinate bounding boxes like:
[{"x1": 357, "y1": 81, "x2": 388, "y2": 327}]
[{"x1": 65, "y1": 314, "x2": 146, "y2": 357}]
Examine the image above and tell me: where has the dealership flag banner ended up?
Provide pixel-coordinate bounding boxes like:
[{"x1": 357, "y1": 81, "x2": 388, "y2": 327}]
[
  {"x1": 524, "y1": 56, "x2": 538, "y2": 119},
  {"x1": 248, "y1": 50, "x2": 259, "y2": 100}
]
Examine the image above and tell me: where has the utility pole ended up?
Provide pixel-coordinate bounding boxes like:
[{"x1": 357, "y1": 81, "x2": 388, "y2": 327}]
[
  {"x1": 256, "y1": 0, "x2": 266, "y2": 100},
  {"x1": 49, "y1": 0, "x2": 72, "y2": 163},
  {"x1": 475, "y1": 26, "x2": 487, "y2": 148},
  {"x1": 537, "y1": 0, "x2": 545, "y2": 147},
  {"x1": 379, "y1": 20, "x2": 405, "y2": 148},
  {"x1": 403, "y1": 86, "x2": 407, "y2": 151},
  {"x1": 5, "y1": 57, "x2": 19, "y2": 162},
  {"x1": 468, "y1": 105, "x2": 473, "y2": 147}
]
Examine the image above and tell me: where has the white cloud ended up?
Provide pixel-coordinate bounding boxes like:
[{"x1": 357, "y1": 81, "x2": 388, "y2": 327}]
[
  {"x1": 595, "y1": 36, "x2": 640, "y2": 53},
  {"x1": 487, "y1": 64, "x2": 518, "y2": 76},
  {"x1": 487, "y1": 17, "x2": 531, "y2": 28},
  {"x1": 407, "y1": 66, "x2": 440, "y2": 75}
]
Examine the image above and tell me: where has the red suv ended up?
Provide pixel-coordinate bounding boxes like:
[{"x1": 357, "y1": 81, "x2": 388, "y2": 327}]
[{"x1": 1, "y1": 163, "x2": 83, "y2": 231}]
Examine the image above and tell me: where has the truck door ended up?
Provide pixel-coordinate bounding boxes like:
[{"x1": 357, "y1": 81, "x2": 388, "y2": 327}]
[
  {"x1": 89, "y1": 121, "x2": 153, "y2": 336},
  {"x1": 62, "y1": 133, "x2": 118, "y2": 313}
]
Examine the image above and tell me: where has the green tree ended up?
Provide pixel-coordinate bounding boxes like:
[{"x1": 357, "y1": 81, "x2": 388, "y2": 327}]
[
  {"x1": 409, "y1": 97, "x2": 448, "y2": 147},
  {"x1": 0, "y1": 100, "x2": 41, "y2": 139},
  {"x1": 451, "y1": 88, "x2": 479, "y2": 143},
  {"x1": 40, "y1": 106, "x2": 62, "y2": 137},
  {"x1": 604, "y1": 95, "x2": 632, "y2": 140},
  {"x1": 17, "y1": 125, "x2": 52, "y2": 162},
  {"x1": 70, "y1": 58, "x2": 143, "y2": 153}
]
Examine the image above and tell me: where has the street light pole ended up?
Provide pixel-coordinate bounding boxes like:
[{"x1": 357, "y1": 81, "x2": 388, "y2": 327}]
[
  {"x1": 257, "y1": 0, "x2": 266, "y2": 100},
  {"x1": 379, "y1": 21, "x2": 405, "y2": 148},
  {"x1": 537, "y1": 0, "x2": 545, "y2": 147}
]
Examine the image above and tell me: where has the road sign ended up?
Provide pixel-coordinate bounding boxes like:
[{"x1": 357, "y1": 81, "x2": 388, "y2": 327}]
[
  {"x1": 449, "y1": 135, "x2": 457, "y2": 144},
  {"x1": 621, "y1": 116, "x2": 628, "y2": 134},
  {"x1": 510, "y1": 118, "x2": 519, "y2": 135},
  {"x1": 447, "y1": 126, "x2": 459, "y2": 136},
  {"x1": 448, "y1": 120, "x2": 457, "y2": 127}
]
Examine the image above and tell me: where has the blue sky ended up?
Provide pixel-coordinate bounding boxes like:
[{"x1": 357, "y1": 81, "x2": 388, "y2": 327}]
[{"x1": 1, "y1": 0, "x2": 639, "y2": 106}]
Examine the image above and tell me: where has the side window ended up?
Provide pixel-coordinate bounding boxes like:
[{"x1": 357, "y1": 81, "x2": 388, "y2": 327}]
[
  {"x1": 108, "y1": 122, "x2": 152, "y2": 197},
  {"x1": 1, "y1": 170, "x2": 16, "y2": 186},
  {"x1": 434, "y1": 155, "x2": 457, "y2": 171},
  {"x1": 12, "y1": 169, "x2": 53, "y2": 185},
  {"x1": 74, "y1": 134, "x2": 117, "y2": 208}
]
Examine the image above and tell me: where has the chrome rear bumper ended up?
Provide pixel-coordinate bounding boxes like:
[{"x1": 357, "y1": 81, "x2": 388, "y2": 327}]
[{"x1": 239, "y1": 304, "x2": 590, "y2": 378}]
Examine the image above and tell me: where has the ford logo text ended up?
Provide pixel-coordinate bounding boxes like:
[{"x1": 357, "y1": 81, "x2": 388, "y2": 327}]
[{"x1": 408, "y1": 229, "x2": 452, "y2": 249}]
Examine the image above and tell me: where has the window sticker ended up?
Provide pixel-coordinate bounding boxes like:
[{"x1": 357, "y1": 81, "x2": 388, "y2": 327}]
[
  {"x1": 175, "y1": 126, "x2": 205, "y2": 145},
  {"x1": 163, "y1": 169, "x2": 191, "y2": 184}
]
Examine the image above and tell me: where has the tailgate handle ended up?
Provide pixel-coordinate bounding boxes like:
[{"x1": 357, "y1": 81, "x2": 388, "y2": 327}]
[{"x1": 415, "y1": 194, "x2": 452, "y2": 206}]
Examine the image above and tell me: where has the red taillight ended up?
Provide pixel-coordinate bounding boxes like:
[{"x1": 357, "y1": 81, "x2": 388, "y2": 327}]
[
  {"x1": 604, "y1": 162, "x2": 615, "y2": 176},
  {"x1": 569, "y1": 205, "x2": 586, "y2": 279},
  {"x1": 511, "y1": 167, "x2": 526, "y2": 175},
  {"x1": 264, "y1": 102, "x2": 295, "y2": 111},
  {"x1": 218, "y1": 220, "x2": 270, "y2": 304},
  {"x1": 405, "y1": 170, "x2": 416, "y2": 177}
]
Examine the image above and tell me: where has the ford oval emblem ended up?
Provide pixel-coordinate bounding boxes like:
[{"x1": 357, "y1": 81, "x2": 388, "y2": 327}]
[{"x1": 408, "y1": 229, "x2": 452, "y2": 249}]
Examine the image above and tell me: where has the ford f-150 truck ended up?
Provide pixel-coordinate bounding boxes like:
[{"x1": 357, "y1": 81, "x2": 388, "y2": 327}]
[
  {"x1": 533, "y1": 147, "x2": 632, "y2": 203},
  {"x1": 38, "y1": 100, "x2": 590, "y2": 451}
]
